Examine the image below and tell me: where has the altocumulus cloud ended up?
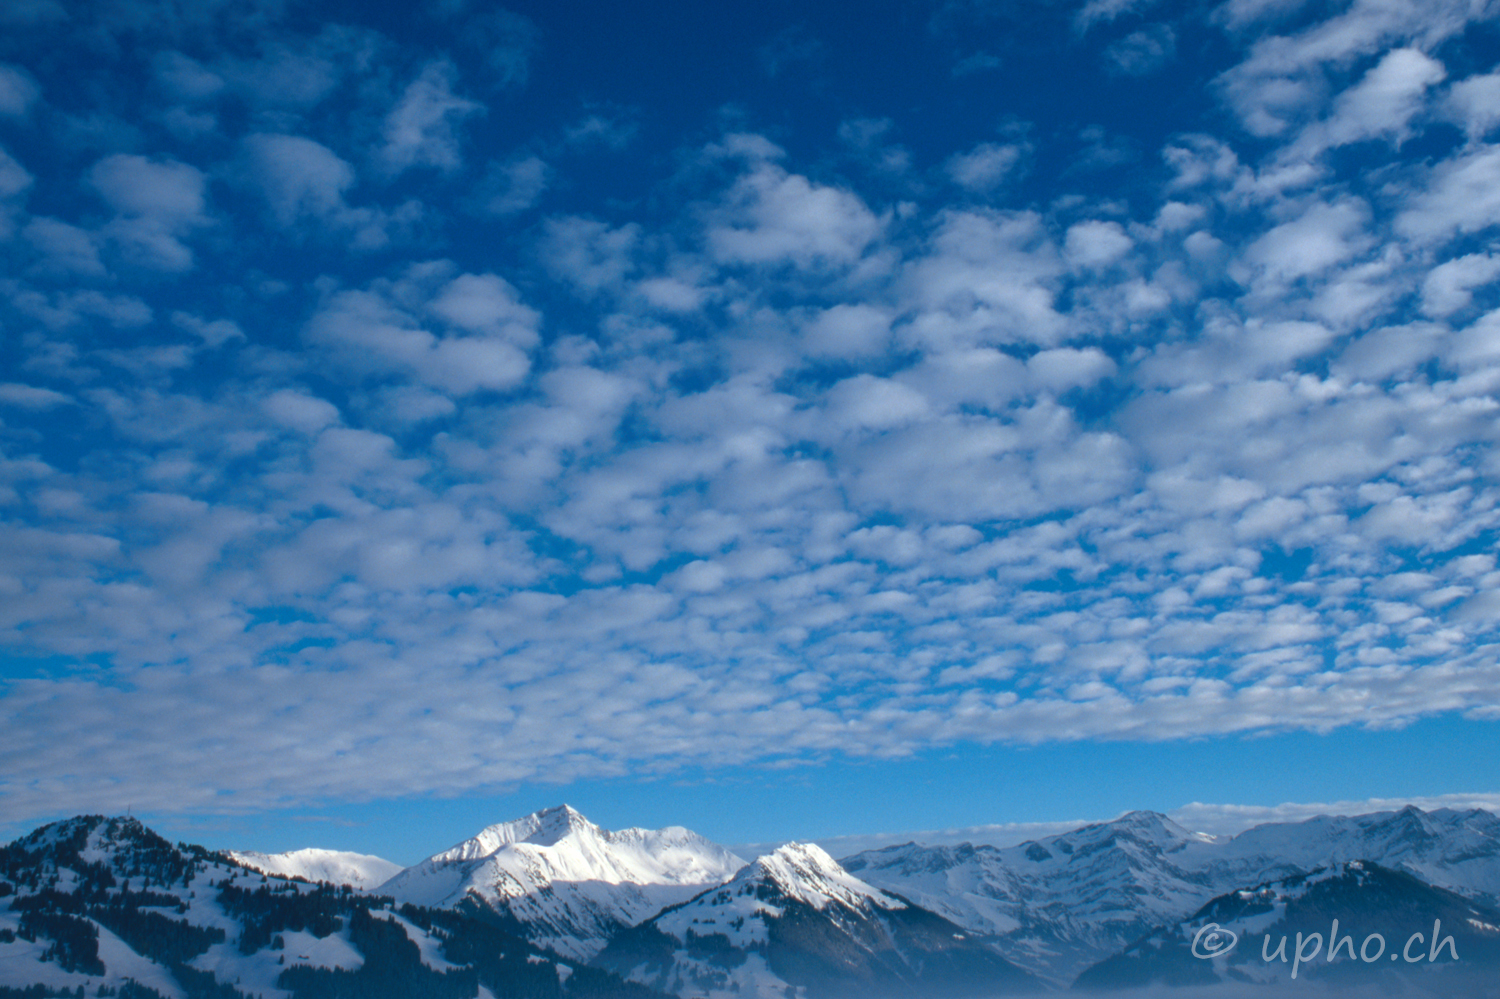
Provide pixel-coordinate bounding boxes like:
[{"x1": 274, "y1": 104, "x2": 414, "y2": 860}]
[{"x1": 1, "y1": 0, "x2": 1499, "y2": 822}]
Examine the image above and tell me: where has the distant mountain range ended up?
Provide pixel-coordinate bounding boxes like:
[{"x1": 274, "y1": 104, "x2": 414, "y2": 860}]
[
  {"x1": 842, "y1": 804, "x2": 1500, "y2": 985},
  {"x1": 4, "y1": 804, "x2": 1500, "y2": 998},
  {"x1": 1073, "y1": 860, "x2": 1500, "y2": 994},
  {"x1": 594, "y1": 840, "x2": 1041, "y2": 998}
]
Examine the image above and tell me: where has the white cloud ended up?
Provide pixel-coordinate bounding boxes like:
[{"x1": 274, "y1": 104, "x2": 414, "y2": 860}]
[
  {"x1": 1421, "y1": 253, "x2": 1500, "y2": 317},
  {"x1": 0, "y1": 146, "x2": 30, "y2": 208},
  {"x1": 476, "y1": 155, "x2": 548, "y2": 215},
  {"x1": 839, "y1": 116, "x2": 911, "y2": 174},
  {"x1": 1445, "y1": 70, "x2": 1500, "y2": 138},
  {"x1": 381, "y1": 60, "x2": 482, "y2": 175},
  {"x1": 633, "y1": 275, "x2": 707, "y2": 313},
  {"x1": 1028, "y1": 347, "x2": 1117, "y2": 392},
  {"x1": 241, "y1": 133, "x2": 415, "y2": 248},
  {"x1": 540, "y1": 217, "x2": 640, "y2": 293},
  {"x1": 707, "y1": 160, "x2": 882, "y2": 269},
  {"x1": 23, "y1": 217, "x2": 105, "y2": 275},
  {"x1": 823, "y1": 375, "x2": 930, "y2": 433},
  {"x1": 1289, "y1": 47, "x2": 1445, "y2": 156},
  {"x1": 263, "y1": 389, "x2": 340, "y2": 434},
  {"x1": 1169, "y1": 794, "x2": 1500, "y2": 837},
  {"x1": 1332, "y1": 321, "x2": 1443, "y2": 381},
  {"x1": 903, "y1": 209, "x2": 1065, "y2": 349},
  {"x1": 1447, "y1": 307, "x2": 1500, "y2": 370},
  {"x1": 1213, "y1": 0, "x2": 1316, "y2": 33},
  {"x1": 428, "y1": 272, "x2": 540, "y2": 347},
  {"x1": 0, "y1": 64, "x2": 39, "y2": 115},
  {"x1": 153, "y1": 51, "x2": 223, "y2": 102},
  {"x1": 901, "y1": 348, "x2": 1028, "y2": 411},
  {"x1": 242, "y1": 133, "x2": 354, "y2": 226},
  {"x1": 0, "y1": 383, "x2": 73, "y2": 409},
  {"x1": 1216, "y1": 0, "x2": 1487, "y2": 137},
  {"x1": 800, "y1": 304, "x2": 892, "y2": 359},
  {"x1": 14, "y1": 289, "x2": 154, "y2": 330},
  {"x1": 564, "y1": 110, "x2": 638, "y2": 150},
  {"x1": 1328, "y1": 47, "x2": 1445, "y2": 141},
  {"x1": 1396, "y1": 145, "x2": 1500, "y2": 243},
  {"x1": 736, "y1": 817, "x2": 1091, "y2": 858},
  {"x1": 308, "y1": 277, "x2": 536, "y2": 396},
  {"x1": 946, "y1": 142, "x2": 1023, "y2": 191},
  {"x1": 1163, "y1": 135, "x2": 1241, "y2": 190},
  {"x1": 1105, "y1": 24, "x2": 1176, "y2": 77},
  {"x1": 1074, "y1": 0, "x2": 1159, "y2": 32},
  {"x1": 457, "y1": 7, "x2": 538, "y2": 87},
  {"x1": 376, "y1": 385, "x2": 459, "y2": 424},
  {"x1": 1238, "y1": 197, "x2": 1370, "y2": 284},
  {"x1": 1064, "y1": 219, "x2": 1133, "y2": 268},
  {"x1": 217, "y1": 34, "x2": 350, "y2": 111},
  {"x1": 89, "y1": 154, "x2": 208, "y2": 271},
  {"x1": 758, "y1": 26, "x2": 824, "y2": 78},
  {"x1": 951, "y1": 52, "x2": 1002, "y2": 77},
  {"x1": 172, "y1": 312, "x2": 245, "y2": 348}
]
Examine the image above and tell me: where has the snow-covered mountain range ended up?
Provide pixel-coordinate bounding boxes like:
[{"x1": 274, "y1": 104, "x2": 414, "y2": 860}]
[
  {"x1": 376, "y1": 804, "x2": 745, "y2": 960},
  {"x1": 0, "y1": 814, "x2": 658, "y2": 999},
  {"x1": 8, "y1": 803, "x2": 1500, "y2": 997},
  {"x1": 227, "y1": 847, "x2": 403, "y2": 891},
  {"x1": 1073, "y1": 860, "x2": 1500, "y2": 995},
  {"x1": 594, "y1": 841, "x2": 1041, "y2": 998},
  {"x1": 841, "y1": 804, "x2": 1500, "y2": 985}
]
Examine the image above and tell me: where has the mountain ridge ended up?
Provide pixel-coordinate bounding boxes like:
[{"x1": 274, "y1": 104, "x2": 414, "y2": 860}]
[
  {"x1": 594, "y1": 841, "x2": 1043, "y2": 999},
  {"x1": 376, "y1": 803, "x2": 746, "y2": 960},
  {"x1": 1072, "y1": 859, "x2": 1500, "y2": 995},
  {"x1": 839, "y1": 805, "x2": 1500, "y2": 984},
  {"x1": 0, "y1": 813, "x2": 664, "y2": 999},
  {"x1": 227, "y1": 847, "x2": 404, "y2": 891},
  {"x1": 9, "y1": 804, "x2": 1500, "y2": 997}
]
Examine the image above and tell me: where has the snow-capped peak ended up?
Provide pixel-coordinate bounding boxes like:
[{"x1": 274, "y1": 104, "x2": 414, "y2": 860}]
[
  {"x1": 375, "y1": 805, "x2": 746, "y2": 960},
  {"x1": 747, "y1": 842, "x2": 906, "y2": 911},
  {"x1": 406, "y1": 804, "x2": 743, "y2": 888},
  {"x1": 228, "y1": 847, "x2": 404, "y2": 891},
  {"x1": 432, "y1": 803, "x2": 595, "y2": 861},
  {"x1": 1085, "y1": 810, "x2": 1206, "y2": 850}
]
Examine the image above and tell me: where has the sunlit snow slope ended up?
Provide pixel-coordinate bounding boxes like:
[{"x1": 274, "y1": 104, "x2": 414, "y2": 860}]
[
  {"x1": 378, "y1": 804, "x2": 745, "y2": 960},
  {"x1": 228, "y1": 848, "x2": 403, "y2": 891}
]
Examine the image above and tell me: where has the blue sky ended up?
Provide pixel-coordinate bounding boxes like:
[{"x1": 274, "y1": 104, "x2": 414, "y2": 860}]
[{"x1": 2, "y1": 0, "x2": 1500, "y2": 865}]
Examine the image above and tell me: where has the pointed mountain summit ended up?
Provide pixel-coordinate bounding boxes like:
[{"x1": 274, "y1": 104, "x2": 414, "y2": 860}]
[
  {"x1": 377, "y1": 804, "x2": 744, "y2": 960},
  {"x1": 750, "y1": 840, "x2": 906, "y2": 911},
  {"x1": 594, "y1": 842, "x2": 1041, "y2": 998}
]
